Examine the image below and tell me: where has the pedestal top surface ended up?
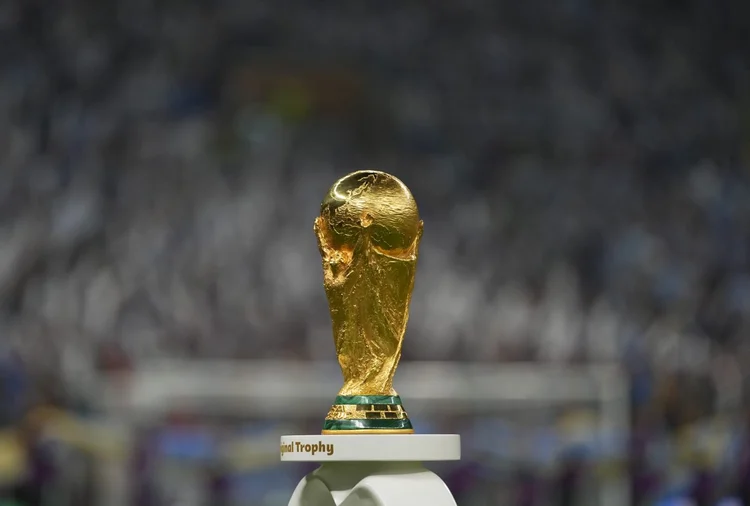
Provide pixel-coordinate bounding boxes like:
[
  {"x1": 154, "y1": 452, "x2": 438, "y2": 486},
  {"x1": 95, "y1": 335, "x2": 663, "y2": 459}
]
[{"x1": 280, "y1": 434, "x2": 460, "y2": 462}]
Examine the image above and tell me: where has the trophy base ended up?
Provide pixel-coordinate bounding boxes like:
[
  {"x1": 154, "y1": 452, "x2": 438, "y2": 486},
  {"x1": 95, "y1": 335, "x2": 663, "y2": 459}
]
[
  {"x1": 322, "y1": 429, "x2": 414, "y2": 435},
  {"x1": 323, "y1": 395, "x2": 413, "y2": 434}
]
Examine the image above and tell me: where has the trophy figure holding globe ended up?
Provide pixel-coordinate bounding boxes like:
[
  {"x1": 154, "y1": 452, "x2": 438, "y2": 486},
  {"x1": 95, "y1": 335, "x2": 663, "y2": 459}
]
[{"x1": 281, "y1": 171, "x2": 460, "y2": 506}]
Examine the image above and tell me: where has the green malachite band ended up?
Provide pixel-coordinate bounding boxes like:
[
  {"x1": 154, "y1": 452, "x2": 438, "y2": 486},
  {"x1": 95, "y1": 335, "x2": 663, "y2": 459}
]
[
  {"x1": 323, "y1": 418, "x2": 413, "y2": 431},
  {"x1": 334, "y1": 395, "x2": 403, "y2": 405}
]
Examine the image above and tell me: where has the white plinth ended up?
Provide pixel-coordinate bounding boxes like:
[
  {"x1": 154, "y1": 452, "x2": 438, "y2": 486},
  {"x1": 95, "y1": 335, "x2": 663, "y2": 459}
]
[
  {"x1": 281, "y1": 434, "x2": 460, "y2": 506},
  {"x1": 280, "y1": 434, "x2": 460, "y2": 462}
]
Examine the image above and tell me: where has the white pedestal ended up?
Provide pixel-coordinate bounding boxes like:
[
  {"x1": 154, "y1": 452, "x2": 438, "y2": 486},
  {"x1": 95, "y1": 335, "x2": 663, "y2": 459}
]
[{"x1": 281, "y1": 434, "x2": 460, "y2": 506}]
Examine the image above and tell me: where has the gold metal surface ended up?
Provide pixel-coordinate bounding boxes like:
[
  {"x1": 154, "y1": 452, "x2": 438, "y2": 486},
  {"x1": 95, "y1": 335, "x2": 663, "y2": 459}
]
[
  {"x1": 315, "y1": 170, "x2": 422, "y2": 397},
  {"x1": 326, "y1": 404, "x2": 409, "y2": 421}
]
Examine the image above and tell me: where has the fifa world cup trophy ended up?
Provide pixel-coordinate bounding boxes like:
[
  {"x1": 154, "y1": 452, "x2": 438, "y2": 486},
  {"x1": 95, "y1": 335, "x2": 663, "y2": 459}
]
[
  {"x1": 281, "y1": 170, "x2": 459, "y2": 506},
  {"x1": 314, "y1": 170, "x2": 422, "y2": 434}
]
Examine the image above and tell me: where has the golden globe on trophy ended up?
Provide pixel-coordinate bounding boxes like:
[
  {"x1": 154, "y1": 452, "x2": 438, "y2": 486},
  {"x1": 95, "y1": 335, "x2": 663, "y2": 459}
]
[{"x1": 314, "y1": 170, "x2": 422, "y2": 434}]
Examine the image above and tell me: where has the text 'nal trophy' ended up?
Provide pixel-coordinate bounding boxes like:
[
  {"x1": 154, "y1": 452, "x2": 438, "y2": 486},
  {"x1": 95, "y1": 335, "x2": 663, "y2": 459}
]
[{"x1": 281, "y1": 171, "x2": 460, "y2": 506}]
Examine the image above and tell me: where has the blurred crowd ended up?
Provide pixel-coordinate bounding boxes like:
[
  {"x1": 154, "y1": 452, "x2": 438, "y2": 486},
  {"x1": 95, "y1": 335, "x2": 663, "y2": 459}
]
[{"x1": 0, "y1": 0, "x2": 750, "y2": 504}]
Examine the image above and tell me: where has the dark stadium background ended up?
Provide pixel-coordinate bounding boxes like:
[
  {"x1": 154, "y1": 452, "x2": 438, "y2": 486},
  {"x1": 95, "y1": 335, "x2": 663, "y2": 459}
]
[{"x1": 0, "y1": 0, "x2": 750, "y2": 504}]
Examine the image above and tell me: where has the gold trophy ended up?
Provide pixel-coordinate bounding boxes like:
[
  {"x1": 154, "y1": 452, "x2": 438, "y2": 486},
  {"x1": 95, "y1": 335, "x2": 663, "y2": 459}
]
[{"x1": 314, "y1": 170, "x2": 422, "y2": 434}]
